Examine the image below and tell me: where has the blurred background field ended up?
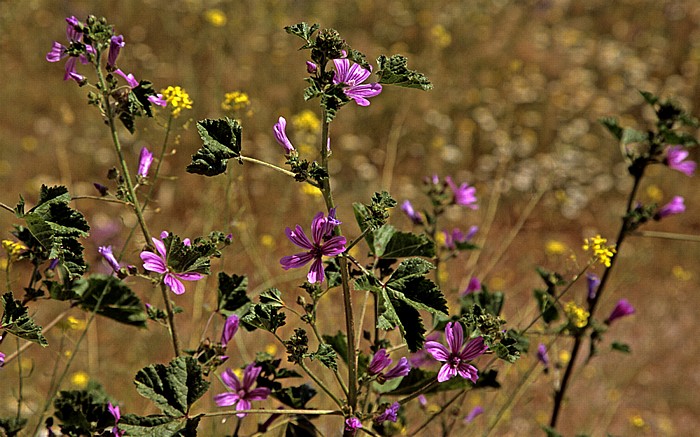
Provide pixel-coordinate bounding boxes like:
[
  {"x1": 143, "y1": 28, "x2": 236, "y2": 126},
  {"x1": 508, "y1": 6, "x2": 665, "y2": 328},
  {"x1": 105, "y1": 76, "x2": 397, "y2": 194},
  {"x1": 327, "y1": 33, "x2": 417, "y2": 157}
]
[{"x1": 1, "y1": 0, "x2": 699, "y2": 435}]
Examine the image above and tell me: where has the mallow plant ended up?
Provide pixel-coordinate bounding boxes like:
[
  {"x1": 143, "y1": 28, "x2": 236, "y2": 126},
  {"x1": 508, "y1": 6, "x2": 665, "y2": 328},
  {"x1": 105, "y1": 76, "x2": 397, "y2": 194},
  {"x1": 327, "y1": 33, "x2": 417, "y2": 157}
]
[{"x1": 0, "y1": 14, "x2": 696, "y2": 437}]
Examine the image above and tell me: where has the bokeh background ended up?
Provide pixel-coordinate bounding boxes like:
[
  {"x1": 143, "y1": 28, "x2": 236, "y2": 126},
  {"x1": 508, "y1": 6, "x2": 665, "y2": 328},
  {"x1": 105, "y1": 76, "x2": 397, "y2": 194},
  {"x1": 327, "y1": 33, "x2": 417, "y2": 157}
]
[{"x1": 1, "y1": 0, "x2": 699, "y2": 435}]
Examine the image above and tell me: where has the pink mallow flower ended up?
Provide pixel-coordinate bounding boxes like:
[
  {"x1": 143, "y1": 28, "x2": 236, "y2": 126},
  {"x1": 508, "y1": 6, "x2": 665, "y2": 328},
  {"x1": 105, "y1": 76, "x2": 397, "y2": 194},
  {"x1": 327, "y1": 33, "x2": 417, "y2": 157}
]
[
  {"x1": 114, "y1": 69, "x2": 167, "y2": 106},
  {"x1": 445, "y1": 176, "x2": 478, "y2": 209},
  {"x1": 462, "y1": 277, "x2": 481, "y2": 295},
  {"x1": 401, "y1": 200, "x2": 423, "y2": 225},
  {"x1": 137, "y1": 147, "x2": 154, "y2": 178},
  {"x1": 367, "y1": 349, "x2": 410, "y2": 383},
  {"x1": 464, "y1": 405, "x2": 484, "y2": 423},
  {"x1": 444, "y1": 226, "x2": 478, "y2": 250},
  {"x1": 345, "y1": 417, "x2": 363, "y2": 433},
  {"x1": 108, "y1": 35, "x2": 125, "y2": 67},
  {"x1": 273, "y1": 116, "x2": 295, "y2": 154},
  {"x1": 425, "y1": 322, "x2": 488, "y2": 383},
  {"x1": 107, "y1": 402, "x2": 124, "y2": 437},
  {"x1": 536, "y1": 343, "x2": 549, "y2": 369},
  {"x1": 605, "y1": 299, "x2": 635, "y2": 324},
  {"x1": 375, "y1": 402, "x2": 400, "y2": 423},
  {"x1": 664, "y1": 145, "x2": 696, "y2": 176},
  {"x1": 221, "y1": 315, "x2": 239, "y2": 348},
  {"x1": 214, "y1": 364, "x2": 271, "y2": 417},
  {"x1": 98, "y1": 245, "x2": 121, "y2": 273},
  {"x1": 0, "y1": 352, "x2": 5, "y2": 368},
  {"x1": 280, "y1": 209, "x2": 346, "y2": 283},
  {"x1": 140, "y1": 231, "x2": 204, "y2": 295},
  {"x1": 333, "y1": 56, "x2": 382, "y2": 106},
  {"x1": 654, "y1": 196, "x2": 685, "y2": 220}
]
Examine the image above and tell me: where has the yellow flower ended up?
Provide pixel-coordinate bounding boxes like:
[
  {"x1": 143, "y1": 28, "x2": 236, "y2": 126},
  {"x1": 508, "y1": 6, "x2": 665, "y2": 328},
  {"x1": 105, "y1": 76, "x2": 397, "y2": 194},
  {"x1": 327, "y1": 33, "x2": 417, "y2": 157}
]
[
  {"x1": 300, "y1": 184, "x2": 322, "y2": 197},
  {"x1": 66, "y1": 316, "x2": 87, "y2": 331},
  {"x1": 161, "y1": 86, "x2": 193, "y2": 117},
  {"x1": 646, "y1": 184, "x2": 663, "y2": 202},
  {"x1": 204, "y1": 9, "x2": 227, "y2": 27},
  {"x1": 2, "y1": 240, "x2": 26, "y2": 262},
  {"x1": 292, "y1": 110, "x2": 321, "y2": 134},
  {"x1": 265, "y1": 343, "x2": 278, "y2": 355},
  {"x1": 260, "y1": 234, "x2": 275, "y2": 249},
  {"x1": 672, "y1": 265, "x2": 692, "y2": 281},
  {"x1": 70, "y1": 371, "x2": 89, "y2": 388},
  {"x1": 221, "y1": 91, "x2": 251, "y2": 113},
  {"x1": 431, "y1": 24, "x2": 452, "y2": 48},
  {"x1": 582, "y1": 235, "x2": 616, "y2": 268},
  {"x1": 564, "y1": 301, "x2": 590, "y2": 328},
  {"x1": 545, "y1": 240, "x2": 567, "y2": 255},
  {"x1": 629, "y1": 414, "x2": 645, "y2": 428},
  {"x1": 558, "y1": 350, "x2": 570, "y2": 365}
]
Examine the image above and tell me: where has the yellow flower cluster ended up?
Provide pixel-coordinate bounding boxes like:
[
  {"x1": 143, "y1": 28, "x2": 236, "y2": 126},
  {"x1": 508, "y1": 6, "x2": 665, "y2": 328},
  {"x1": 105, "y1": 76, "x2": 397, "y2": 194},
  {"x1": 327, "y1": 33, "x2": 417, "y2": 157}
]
[
  {"x1": 582, "y1": 234, "x2": 616, "y2": 267},
  {"x1": 161, "y1": 86, "x2": 193, "y2": 117},
  {"x1": 292, "y1": 110, "x2": 321, "y2": 134},
  {"x1": 2, "y1": 240, "x2": 26, "y2": 262},
  {"x1": 564, "y1": 301, "x2": 590, "y2": 328},
  {"x1": 221, "y1": 91, "x2": 251, "y2": 113},
  {"x1": 204, "y1": 9, "x2": 227, "y2": 27}
]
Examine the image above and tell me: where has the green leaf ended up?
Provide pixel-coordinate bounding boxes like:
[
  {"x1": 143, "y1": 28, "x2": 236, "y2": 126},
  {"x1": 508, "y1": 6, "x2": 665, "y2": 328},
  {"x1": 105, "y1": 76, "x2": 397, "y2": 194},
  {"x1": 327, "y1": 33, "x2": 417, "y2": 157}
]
[
  {"x1": 0, "y1": 416, "x2": 27, "y2": 437},
  {"x1": 134, "y1": 356, "x2": 209, "y2": 417},
  {"x1": 52, "y1": 384, "x2": 113, "y2": 436},
  {"x1": 462, "y1": 284, "x2": 504, "y2": 317},
  {"x1": 541, "y1": 425, "x2": 564, "y2": 437},
  {"x1": 1, "y1": 292, "x2": 48, "y2": 346},
  {"x1": 491, "y1": 329, "x2": 528, "y2": 363},
  {"x1": 284, "y1": 328, "x2": 309, "y2": 364},
  {"x1": 376, "y1": 54, "x2": 432, "y2": 90},
  {"x1": 161, "y1": 233, "x2": 219, "y2": 276},
  {"x1": 19, "y1": 185, "x2": 89, "y2": 279},
  {"x1": 273, "y1": 383, "x2": 317, "y2": 409},
  {"x1": 307, "y1": 343, "x2": 337, "y2": 371},
  {"x1": 639, "y1": 90, "x2": 658, "y2": 106},
  {"x1": 284, "y1": 22, "x2": 319, "y2": 47},
  {"x1": 242, "y1": 288, "x2": 286, "y2": 333},
  {"x1": 320, "y1": 84, "x2": 350, "y2": 123},
  {"x1": 381, "y1": 229, "x2": 435, "y2": 258},
  {"x1": 216, "y1": 272, "x2": 251, "y2": 315},
  {"x1": 599, "y1": 117, "x2": 623, "y2": 141},
  {"x1": 533, "y1": 289, "x2": 559, "y2": 324},
  {"x1": 119, "y1": 415, "x2": 188, "y2": 437},
  {"x1": 621, "y1": 127, "x2": 647, "y2": 145},
  {"x1": 611, "y1": 341, "x2": 631, "y2": 353},
  {"x1": 72, "y1": 274, "x2": 147, "y2": 327},
  {"x1": 186, "y1": 118, "x2": 242, "y2": 176},
  {"x1": 322, "y1": 331, "x2": 348, "y2": 364}
]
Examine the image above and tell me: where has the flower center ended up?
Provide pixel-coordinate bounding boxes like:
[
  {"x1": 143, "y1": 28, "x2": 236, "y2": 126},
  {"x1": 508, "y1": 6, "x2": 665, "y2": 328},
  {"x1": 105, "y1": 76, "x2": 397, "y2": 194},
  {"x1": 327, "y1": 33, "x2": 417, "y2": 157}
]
[{"x1": 448, "y1": 355, "x2": 462, "y2": 369}]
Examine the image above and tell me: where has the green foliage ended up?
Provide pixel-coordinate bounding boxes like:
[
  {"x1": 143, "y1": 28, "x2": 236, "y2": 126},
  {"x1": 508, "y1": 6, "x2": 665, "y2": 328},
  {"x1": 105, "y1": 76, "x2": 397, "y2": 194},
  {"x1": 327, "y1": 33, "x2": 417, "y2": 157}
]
[
  {"x1": 388, "y1": 367, "x2": 497, "y2": 396},
  {"x1": 491, "y1": 329, "x2": 529, "y2": 363},
  {"x1": 119, "y1": 415, "x2": 201, "y2": 437},
  {"x1": 71, "y1": 274, "x2": 147, "y2": 327},
  {"x1": 376, "y1": 55, "x2": 432, "y2": 90},
  {"x1": 52, "y1": 383, "x2": 113, "y2": 436},
  {"x1": 322, "y1": 331, "x2": 348, "y2": 364},
  {"x1": 273, "y1": 384, "x2": 318, "y2": 410},
  {"x1": 216, "y1": 272, "x2": 251, "y2": 315},
  {"x1": 241, "y1": 288, "x2": 287, "y2": 333},
  {"x1": 15, "y1": 185, "x2": 89, "y2": 279},
  {"x1": 353, "y1": 191, "x2": 397, "y2": 232},
  {"x1": 534, "y1": 289, "x2": 559, "y2": 324},
  {"x1": 461, "y1": 283, "x2": 504, "y2": 317},
  {"x1": 114, "y1": 80, "x2": 162, "y2": 133},
  {"x1": 186, "y1": 118, "x2": 242, "y2": 176},
  {"x1": 285, "y1": 328, "x2": 309, "y2": 364},
  {"x1": 308, "y1": 343, "x2": 338, "y2": 371},
  {"x1": 0, "y1": 417, "x2": 27, "y2": 437},
  {"x1": 160, "y1": 232, "x2": 220, "y2": 275},
  {"x1": 284, "y1": 22, "x2": 319, "y2": 47},
  {"x1": 356, "y1": 258, "x2": 448, "y2": 352},
  {"x1": 254, "y1": 353, "x2": 317, "y2": 409},
  {"x1": 133, "y1": 356, "x2": 209, "y2": 417},
  {"x1": 1, "y1": 292, "x2": 48, "y2": 346},
  {"x1": 611, "y1": 341, "x2": 631, "y2": 353},
  {"x1": 542, "y1": 425, "x2": 564, "y2": 437}
]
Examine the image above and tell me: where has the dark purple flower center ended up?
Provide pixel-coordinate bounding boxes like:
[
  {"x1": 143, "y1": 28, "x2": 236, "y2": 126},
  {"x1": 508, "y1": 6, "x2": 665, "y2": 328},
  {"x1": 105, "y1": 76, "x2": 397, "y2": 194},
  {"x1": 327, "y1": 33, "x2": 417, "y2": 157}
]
[{"x1": 448, "y1": 355, "x2": 462, "y2": 368}]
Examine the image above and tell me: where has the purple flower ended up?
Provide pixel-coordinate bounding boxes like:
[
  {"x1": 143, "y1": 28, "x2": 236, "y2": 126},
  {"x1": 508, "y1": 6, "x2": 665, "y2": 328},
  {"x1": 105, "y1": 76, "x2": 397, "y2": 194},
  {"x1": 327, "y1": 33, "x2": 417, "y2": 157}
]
[
  {"x1": 63, "y1": 57, "x2": 85, "y2": 83},
  {"x1": 280, "y1": 209, "x2": 346, "y2": 283},
  {"x1": 586, "y1": 273, "x2": 600, "y2": 302},
  {"x1": 65, "y1": 16, "x2": 82, "y2": 41},
  {"x1": 462, "y1": 277, "x2": 481, "y2": 295},
  {"x1": 107, "y1": 402, "x2": 124, "y2": 437},
  {"x1": 445, "y1": 177, "x2": 478, "y2": 209},
  {"x1": 444, "y1": 226, "x2": 478, "y2": 250},
  {"x1": 464, "y1": 406, "x2": 484, "y2": 423},
  {"x1": 0, "y1": 352, "x2": 5, "y2": 368},
  {"x1": 665, "y1": 145, "x2": 696, "y2": 176},
  {"x1": 114, "y1": 68, "x2": 139, "y2": 88},
  {"x1": 368, "y1": 349, "x2": 410, "y2": 383},
  {"x1": 148, "y1": 94, "x2": 167, "y2": 107},
  {"x1": 46, "y1": 41, "x2": 67, "y2": 63},
  {"x1": 332, "y1": 57, "x2": 382, "y2": 106},
  {"x1": 345, "y1": 417, "x2": 363, "y2": 433},
  {"x1": 48, "y1": 259, "x2": 60, "y2": 270},
  {"x1": 401, "y1": 200, "x2": 423, "y2": 225},
  {"x1": 605, "y1": 299, "x2": 635, "y2": 324},
  {"x1": 306, "y1": 61, "x2": 317, "y2": 74},
  {"x1": 138, "y1": 147, "x2": 154, "y2": 178},
  {"x1": 655, "y1": 196, "x2": 685, "y2": 220},
  {"x1": 425, "y1": 322, "x2": 488, "y2": 383},
  {"x1": 409, "y1": 332, "x2": 440, "y2": 367},
  {"x1": 214, "y1": 364, "x2": 271, "y2": 417},
  {"x1": 221, "y1": 315, "x2": 239, "y2": 348},
  {"x1": 108, "y1": 35, "x2": 125, "y2": 67},
  {"x1": 375, "y1": 402, "x2": 400, "y2": 423},
  {"x1": 536, "y1": 343, "x2": 549, "y2": 368},
  {"x1": 47, "y1": 16, "x2": 92, "y2": 83},
  {"x1": 417, "y1": 394, "x2": 427, "y2": 407},
  {"x1": 273, "y1": 116, "x2": 295, "y2": 154},
  {"x1": 140, "y1": 232, "x2": 204, "y2": 295},
  {"x1": 98, "y1": 245, "x2": 121, "y2": 273}
]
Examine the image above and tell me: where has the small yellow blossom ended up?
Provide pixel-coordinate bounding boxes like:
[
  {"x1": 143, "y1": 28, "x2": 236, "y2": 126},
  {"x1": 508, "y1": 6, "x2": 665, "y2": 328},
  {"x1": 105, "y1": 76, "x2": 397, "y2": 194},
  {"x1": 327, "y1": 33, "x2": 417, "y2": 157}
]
[
  {"x1": 431, "y1": 24, "x2": 452, "y2": 48},
  {"x1": 672, "y1": 265, "x2": 692, "y2": 281},
  {"x1": 582, "y1": 235, "x2": 616, "y2": 268},
  {"x1": 70, "y1": 371, "x2": 89, "y2": 388},
  {"x1": 292, "y1": 110, "x2": 321, "y2": 134},
  {"x1": 66, "y1": 316, "x2": 87, "y2": 331},
  {"x1": 564, "y1": 301, "x2": 590, "y2": 328},
  {"x1": 629, "y1": 414, "x2": 645, "y2": 428},
  {"x1": 558, "y1": 350, "x2": 570, "y2": 364},
  {"x1": 545, "y1": 240, "x2": 567, "y2": 255},
  {"x1": 300, "y1": 184, "x2": 322, "y2": 197},
  {"x1": 221, "y1": 91, "x2": 251, "y2": 114},
  {"x1": 260, "y1": 234, "x2": 275, "y2": 249},
  {"x1": 646, "y1": 184, "x2": 663, "y2": 202},
  {"x1": 161, "y1": 86, "x2": 193, "y2": 117},
  {"x1": 233, "y1": 368, "x2": 244, "y2": 380},
  {"x1": 427, "y1": 403, "x2": 441, "y2": 414},
  {"x1": 438, "y1": 269, "x2": 449, "y2": 284},
  {"x1": 2, "y1": 240, "x2": 26, "y2": 262},
  {"x1": 204, "y1": 9, "x2": 227, "y2": 27},
  {"x1": 265, "y1": 343, "x2": 277, "y2": 355}
]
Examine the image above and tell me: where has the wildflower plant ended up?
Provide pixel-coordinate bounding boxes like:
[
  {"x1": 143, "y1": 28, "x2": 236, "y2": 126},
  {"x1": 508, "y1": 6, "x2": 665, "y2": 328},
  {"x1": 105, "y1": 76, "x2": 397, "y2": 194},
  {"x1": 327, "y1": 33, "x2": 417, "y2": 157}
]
[{"x1": 0, "y1": 12, "x2": 697, "y2": 437}]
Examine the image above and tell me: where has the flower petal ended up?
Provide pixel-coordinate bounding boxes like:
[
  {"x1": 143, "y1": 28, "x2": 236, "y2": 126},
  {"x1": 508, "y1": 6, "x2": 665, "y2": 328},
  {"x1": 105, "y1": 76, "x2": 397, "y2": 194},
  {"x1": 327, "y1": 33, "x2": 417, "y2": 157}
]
[
  {"x1": 140, "y1": 251, "x2": 167, "y2": 273},
  {"x1": 445, "y1": 322, "x2": 464, "y2": 355},
  {"x1": 247, "y1": 387, "x2": 271, "y2": 401},
  {"x1": 243, "y1": 364, "x2": 262, "y2": 390},
  {"x1": 424, "y1": 341, "x2": 450, "y2": 362},
  {"x1": 310, "y1": 211, "x2": 328, "y2": 245},
  {"x1": 235, "y1": 398, "x2": 251, "y2": 417},
  {"x1": 214, "y1": 392, "x2": 239, "y2": 407},
  {"x1": 164, "y1": 274, "x2": 185, "y2": 295},
  {"x1": 285, "y1": 225, "x2": 314, "y2": 250},
  {"x1": 221, "y1": 368, "x2": 241, "y2": 391},
  {"x1": 151, "y1": 236, "x2": 168, "y2": 259},
  {"x1": 175, "y1": 272, "x2": 204, "y2": 281},
  {"x1": 320, "y1": 236, "x2": 346, "y2": 256},
  {"x1": 460, "y1": 336, "x2": 487, "y2": 361},
  {"x1": 437, "y1": 363, "x2": 456, "y2": 382},
  {"x1": 280, "y1": 252, "x2": 315, "y2": 270},
  {"x1": 307, "y1": 258, "x2": 325, "y2": 283}
]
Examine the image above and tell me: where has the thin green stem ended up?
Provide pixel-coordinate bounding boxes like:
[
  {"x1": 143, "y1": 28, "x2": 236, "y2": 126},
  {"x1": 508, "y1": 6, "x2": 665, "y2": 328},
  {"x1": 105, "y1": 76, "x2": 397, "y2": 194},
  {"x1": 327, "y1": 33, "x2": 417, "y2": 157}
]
[
  {"x1": 409, "y1": 386, "x2": 464, "y2": 435},
  {"x1": 202, "y1": 408, "x2": 342, "y2": 417},
  {"x1": 299, "y1": 361, "x2": 345, "y2": 410},
  {"x1": 1, "y1": 201, "x2": 16, "y2": 213},
  {"x1": 310, "y1": 321, "x2": 349, "y2": 397},
  {"x1": 239, "y1": 155, "x2": 303, "y2": 180},
  {"x1": 160, "y1": 282, "x2": 181, "y2": 356},
  {"x1": 15, "y1": 337, "x2": 22, "y2": 422}
]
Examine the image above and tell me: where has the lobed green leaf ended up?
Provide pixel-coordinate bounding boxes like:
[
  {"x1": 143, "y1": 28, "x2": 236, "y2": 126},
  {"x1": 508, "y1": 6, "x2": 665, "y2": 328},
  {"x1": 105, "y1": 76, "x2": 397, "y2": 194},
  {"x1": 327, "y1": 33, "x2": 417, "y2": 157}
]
[{"x1": 187, "y1": 118, "x2": 242, "y2": 176}]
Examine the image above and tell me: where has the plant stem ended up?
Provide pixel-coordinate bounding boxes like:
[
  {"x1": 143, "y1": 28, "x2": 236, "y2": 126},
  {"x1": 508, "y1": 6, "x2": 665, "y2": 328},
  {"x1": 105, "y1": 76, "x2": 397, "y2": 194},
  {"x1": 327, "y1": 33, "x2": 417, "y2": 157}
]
[
  {"x1": 299, "y1": 362, "x2": 345, "y2": 410},
  {"x1": 239, "y1": 155, "x2": 301, "y2": 180},
  {"x1": 549, "y1": 173, "x2": 643, "y2": 428},
  {"x1": 203, "y1": 408, "x2": 342, "y2": 417},
  {"x1": 160, "y1": 283, "x2": 181, "y2": 356}
]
